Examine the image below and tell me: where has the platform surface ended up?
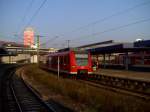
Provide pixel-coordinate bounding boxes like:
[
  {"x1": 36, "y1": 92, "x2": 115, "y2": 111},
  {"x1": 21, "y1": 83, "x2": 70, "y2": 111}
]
[{"x1": 94, "y1": 69, "x2": 150, "y2": 82}]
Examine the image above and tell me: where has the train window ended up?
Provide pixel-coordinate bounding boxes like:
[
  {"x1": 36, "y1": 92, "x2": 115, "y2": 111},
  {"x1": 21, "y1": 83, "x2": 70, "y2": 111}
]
[
  {"x1": 49, "y1": 57, "x2": 51, "y2": 61},
  {"x1": 62, "y1": 56, "x2": 64, "y2": 64},
  {"x1": 41, "y1": 56, "x2": 47, "y2": 64},
  {"x1": 51, "y1": 57, "x2": 54, "y2": 65},
  {"x1": 145, "y1": 56, "x2": 150, "y2": 59},
  {"x1": 52, "y1": 56, "x2": 57, "y2": 65},
  {"x1": 64, "y1": 55, "x2": 69, "y2": 64},
  {"x1": 75, "y1": 54, "x2": 88, "y2": 66},
  {"x1": 55, "y1": 56, "x2": 58, "y2": 64},
  {"x1": 49, "y1": 57, "x2": 52, "y2": 65},
  {"x1": 59, "y1": 56, "x2": 62, "y2": 64},
  {"x1": 66, "y1": 55, "x2": 69, "y2": 64},
  {"x1": 46, "y1": 59, "x2": 49, "y2": 65}
]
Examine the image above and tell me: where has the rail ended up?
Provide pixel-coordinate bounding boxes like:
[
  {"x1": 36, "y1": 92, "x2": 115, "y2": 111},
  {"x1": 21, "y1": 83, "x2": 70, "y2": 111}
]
[{"x1": 2, "y1": 65, "x2": 73, "y2": 112}]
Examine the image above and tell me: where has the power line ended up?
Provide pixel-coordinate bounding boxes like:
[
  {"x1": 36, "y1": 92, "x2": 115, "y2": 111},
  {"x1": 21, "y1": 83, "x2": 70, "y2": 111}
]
[
  {"x1": 25, "y1": 0, "x2": 47, "y2": 27},
  {"x1": 72, "y1": 18, "x2": 150, "y2": 41},
  {"x1": 16, "y1": 0, "x2": 34, "y2": 34},
  {"x1": 138, "y1": 34, "x2": 150, "y2": 38},
  {"x1": 48, "y1": 1, "x2": 150, "y2": 46},
  {"x1": 40, "y1": 36, "x2": 59, "y2": 47},
  {"x1": 17, "y1": 0, "x2": 47, "y2": 41},
  {"x1": 60, "y1": 1, "x2": 150, "y2": 36}
]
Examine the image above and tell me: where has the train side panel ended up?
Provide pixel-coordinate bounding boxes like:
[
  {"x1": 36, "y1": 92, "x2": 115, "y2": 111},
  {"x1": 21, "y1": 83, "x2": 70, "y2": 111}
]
[{"x1": 40, "y1": 50, "x2": 93, "y2": 75}]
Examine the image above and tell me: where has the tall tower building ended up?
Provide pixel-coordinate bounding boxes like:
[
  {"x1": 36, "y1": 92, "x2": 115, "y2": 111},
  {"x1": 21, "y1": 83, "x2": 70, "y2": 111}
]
[{"x1": 24, "y1": 27, "x2": 34, "y2": 47}]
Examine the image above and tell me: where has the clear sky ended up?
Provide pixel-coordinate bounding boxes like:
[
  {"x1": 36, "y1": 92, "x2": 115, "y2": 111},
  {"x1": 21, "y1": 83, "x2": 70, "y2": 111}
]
[{"x1": 0, "y1": 0, "x2": 150, "y2": 48}]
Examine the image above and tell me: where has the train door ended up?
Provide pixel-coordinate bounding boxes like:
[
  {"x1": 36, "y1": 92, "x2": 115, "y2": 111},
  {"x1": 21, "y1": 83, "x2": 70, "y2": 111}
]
[
  {"x1": 59, "y1": 56, "x2": 63, "y2": 70},
  {"x1": 51, "y1": 56, "x2": 57, "y2": 69},
  {"x1": 48, "y1": 56, "x2": 52, "y2": 68},
  {"x1": 63, "y1": 55, "x2": 69, "y2": 71}
]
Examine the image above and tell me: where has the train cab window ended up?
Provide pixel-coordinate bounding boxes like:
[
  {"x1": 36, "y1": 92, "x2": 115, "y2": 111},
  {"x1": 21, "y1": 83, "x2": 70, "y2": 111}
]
[{"x1": 75, "y1": 53, "x2": 88, "y2": 66}]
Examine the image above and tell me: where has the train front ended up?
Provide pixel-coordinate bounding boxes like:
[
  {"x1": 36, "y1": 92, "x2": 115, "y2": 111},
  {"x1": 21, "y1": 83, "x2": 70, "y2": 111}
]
[{"x1": 70, "y1": 50, "x2": 93, "y2": 75}]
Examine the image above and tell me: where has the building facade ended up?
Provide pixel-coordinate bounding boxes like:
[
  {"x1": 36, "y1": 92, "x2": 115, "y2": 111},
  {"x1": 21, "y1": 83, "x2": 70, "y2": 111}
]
[{"x1": 24, "y1": 27, "x2": 34, "y2": 47}]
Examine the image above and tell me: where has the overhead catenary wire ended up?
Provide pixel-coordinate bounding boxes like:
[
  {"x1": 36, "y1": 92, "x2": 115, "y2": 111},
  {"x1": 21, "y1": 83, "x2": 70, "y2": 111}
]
[
  {"x1": 43, "y1": 0, "x2": 150, "y2": 47},
  {"x1": 40, "y1": 36, "x2": 59, "y2": 47},
  {"x1": 21, "y1": 0, "x2": 150, "y2": 45},
  {"x1": 26, "y1": 0, "x2": 47, "y2": 27},
  {"x1": 16, "y1": 0, "x2": 35, "y2": 35},
  {"x1": 72, "y1": 18, "x2": 150, "y2": 42},
  {"x1": 138, "y1": 34, "x2": 150, "y2": 38},
  {"x1": 17, "y1": 0, "x2": 150, "y2": 48},
  {"x1": 14, "y1": 0, "x2": 34, "y2": 44},
  {"x1": 60, "y1": 1, "x2": 150, "y2": 36},
  {"x1": 15, "y1": 0, "x2": 47, "y2": 44},
  {"x1": 16, "y1": 0, "x2": 47, "y2": 45}
]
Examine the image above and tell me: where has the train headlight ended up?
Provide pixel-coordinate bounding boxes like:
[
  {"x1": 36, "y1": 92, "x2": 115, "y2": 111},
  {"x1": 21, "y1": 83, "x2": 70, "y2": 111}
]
[{"x1": 71, "y1": 66, "x2": 76, "y2": 68}]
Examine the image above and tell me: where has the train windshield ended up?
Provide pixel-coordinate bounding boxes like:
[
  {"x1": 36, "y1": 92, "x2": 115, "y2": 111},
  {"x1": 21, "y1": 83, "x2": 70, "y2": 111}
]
[{"x1": 75, "y1": 53, "x2": 88, "y2": 66}]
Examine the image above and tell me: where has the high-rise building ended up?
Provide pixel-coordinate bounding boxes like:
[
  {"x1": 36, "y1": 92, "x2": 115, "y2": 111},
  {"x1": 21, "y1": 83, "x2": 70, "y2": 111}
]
[{"x1": 24, "y1": 27, "x2": 34, "y2": 47}]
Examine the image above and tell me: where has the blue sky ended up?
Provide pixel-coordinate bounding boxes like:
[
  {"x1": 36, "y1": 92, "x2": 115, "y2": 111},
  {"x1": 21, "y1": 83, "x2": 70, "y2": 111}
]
[{"x1": 0, "y1": 0, "x2": 150, "y2": 48}]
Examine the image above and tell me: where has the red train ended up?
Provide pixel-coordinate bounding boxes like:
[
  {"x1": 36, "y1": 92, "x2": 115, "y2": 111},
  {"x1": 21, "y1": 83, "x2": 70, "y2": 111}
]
[
  {"x1": 112, "y1": 52, "x2": 150, "y2": 65},
  {"x1": 39, "y1": 48, "x2": 93, "y2": 76}
]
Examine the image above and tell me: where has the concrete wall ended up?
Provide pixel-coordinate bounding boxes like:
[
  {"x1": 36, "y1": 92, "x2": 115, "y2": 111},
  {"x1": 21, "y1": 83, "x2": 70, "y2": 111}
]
[
  {"x1": 30, "y1": 55, "x2": 37, "y2": 63},
  {"x1": 1, "y1": 54, "x2": 37, "y2": 63}
]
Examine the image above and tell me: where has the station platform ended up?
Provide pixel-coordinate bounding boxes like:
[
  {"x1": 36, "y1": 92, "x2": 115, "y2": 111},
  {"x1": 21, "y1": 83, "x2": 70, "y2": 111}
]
[
  {"x1": 100, "y1": 64, "x2": 150, "y2": 72},
  {"x1": 94, "y1": 69, "x2": 150, "y2": 82}
]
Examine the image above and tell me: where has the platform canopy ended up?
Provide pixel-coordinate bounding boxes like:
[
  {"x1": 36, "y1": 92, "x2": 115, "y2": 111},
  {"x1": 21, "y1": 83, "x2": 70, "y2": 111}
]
[
  {"x1": 0, "y1": 47, "x2": 17, "y2": 56},
  {"x1": 134, "y1": 40, "x2": 150, "y2": 47},
  {"x1": 0, "y1": 40, "x2": 26, "y2": 48},
  {"x1": 88, "y1": 43, "x2": 150, "y2": 54},
  {"x1": 0, "y1": 47, "x2": 8, "y2": 56},
  {"x1": 77, "y1": 40, "x2": 150, "y2": 55}
]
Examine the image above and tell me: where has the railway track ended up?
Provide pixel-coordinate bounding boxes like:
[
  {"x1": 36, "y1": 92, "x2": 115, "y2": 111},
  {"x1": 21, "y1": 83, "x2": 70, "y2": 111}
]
[
  {"x1": 41, "y1": 66, "x2": 150, "y2": 100},
  {"x1": 83, "y1": 73, "x2": 150, "y2": 100},
  {"x1": 41, "y1": 68, "x2": 150, "y2": 100},
  {"x1": 2, "y1": 65, "x2": 73, "y2": 112}
]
